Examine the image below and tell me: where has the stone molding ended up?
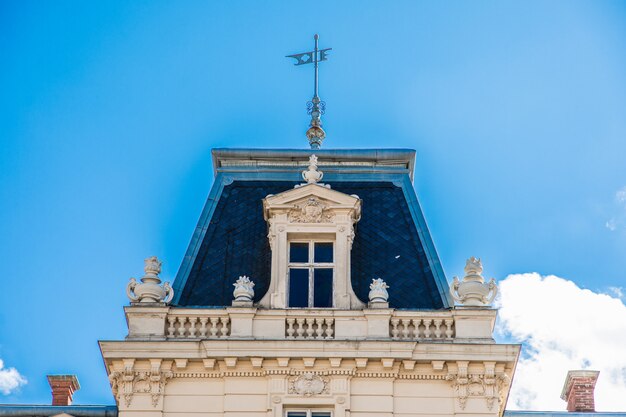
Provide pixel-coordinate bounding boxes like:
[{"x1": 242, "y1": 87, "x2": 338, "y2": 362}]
[
  {"x1": 103, "y1": 355, "x2": 516, "y2": 415},
  {"x1": 108, "y1": 359, "x2": 172, "y2": 408},
  {"x1": 445, "y1": 360, "x2": 511, "y2": 414}
]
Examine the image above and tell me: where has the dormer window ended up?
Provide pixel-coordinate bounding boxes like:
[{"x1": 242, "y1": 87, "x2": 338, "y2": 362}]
[
  {"x1": 260, "y1": 155, "x2": 363, "y2": 309},
  {"x1": 288, "y1": 241, "x2": 334, "y2": 307}
]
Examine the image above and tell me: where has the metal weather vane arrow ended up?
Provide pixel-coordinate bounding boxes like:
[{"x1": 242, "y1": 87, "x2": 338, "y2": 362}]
[{"x1": 286, "y1": 34, "x2": 332, "y2": 149}]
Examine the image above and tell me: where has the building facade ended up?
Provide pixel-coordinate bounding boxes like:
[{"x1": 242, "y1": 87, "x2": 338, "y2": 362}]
[{"x1": 100, "y1": 148, "x2": 519, "y2": 417}]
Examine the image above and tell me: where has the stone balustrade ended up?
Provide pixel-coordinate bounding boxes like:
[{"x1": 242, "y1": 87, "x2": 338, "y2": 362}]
[
  {"x1": 166, "y1": 312, "x2": 230, "y2": 338},
  {"x1": 390, "y1": 312, "x2": 455, "y2": 340},
  {"x1": 124, "y1": 306, "x2": 495, "y2": 341},
  {"x1": 286, "y1": 316, "x2": 335, "y2": 339}
]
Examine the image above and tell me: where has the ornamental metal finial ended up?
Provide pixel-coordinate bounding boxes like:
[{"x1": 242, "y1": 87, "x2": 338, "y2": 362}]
[{"x1": 286, "y1": 34, "x2": 332, "y2": 150}]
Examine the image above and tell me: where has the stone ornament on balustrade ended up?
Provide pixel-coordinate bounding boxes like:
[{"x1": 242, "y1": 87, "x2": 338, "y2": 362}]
[
  {"x1": 450, "y1": 257, "x2": 497, "y2": 307},
  {"x1": 368, "y1": 278, "x2": 390, "y2": 308},
  {"x1": 126, "y1": 256, "x2": 173, "y2": 305},
  {"x1": 232, "y1": 275, "x2": 254, "y2": 306}
]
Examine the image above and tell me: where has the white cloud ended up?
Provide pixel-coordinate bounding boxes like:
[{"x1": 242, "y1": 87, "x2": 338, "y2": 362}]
[
  {"x1": 616, "y1": 186, "x2": 626, "y2": 204},
  {"x1": 496, "y1": 273, "x2": 626, "y2": 411},
  {"x1": 0, "y1": 359, "x2": 27, "y2": 395}
]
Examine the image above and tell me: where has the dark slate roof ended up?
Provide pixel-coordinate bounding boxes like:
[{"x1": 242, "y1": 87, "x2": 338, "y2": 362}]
[{"x1": 177, "y1": 180, "x2": 445, "y2": 309}]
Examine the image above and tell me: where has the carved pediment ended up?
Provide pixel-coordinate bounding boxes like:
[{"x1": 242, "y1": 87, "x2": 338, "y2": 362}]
[{"x1": 263, "y1": 183, "x2": 361, "y2": 223}]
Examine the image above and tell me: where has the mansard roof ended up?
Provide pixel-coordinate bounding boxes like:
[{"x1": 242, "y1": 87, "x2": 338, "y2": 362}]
[{"x1": 171, "y1": 148, "x2": 452, "y2": 309}]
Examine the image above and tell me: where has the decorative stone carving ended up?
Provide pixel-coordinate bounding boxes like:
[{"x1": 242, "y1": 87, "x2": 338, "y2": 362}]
[
  {"x1": 233, "y1": 276, "x2": 255, "y2": 301},
  {"x1": 109, "y1": 360, "x2": 173, "y2": 408},
  {"x1": 288, "y1": 197, "x2": 334, "y2": 223},
  {"x1": 446, "y1": 361, "x2": 510, "y2": 412},
  {"x1": 450, "y1": 257, "x2": 497, "y2": 306},
  {"x1": 368, "y1": 278, "x2": 389, "y2": 303},
  {"x1": 288, "y1": 372, "x2": 329, "y2": 396},
  {"x1": 126, "y1": 257, "x2": 173, "y2": 304},
  {"x1": 302, "y1": 154, "x2": 323, "y2": 184}
]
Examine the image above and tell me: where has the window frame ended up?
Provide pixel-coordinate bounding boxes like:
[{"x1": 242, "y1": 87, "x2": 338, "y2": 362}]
[
  {"x1": 285, "y1": 409, "x2": 333, "y2": 417},
  {"x1": 287, "y1": 239, "x2": 335, "y2": 308}
]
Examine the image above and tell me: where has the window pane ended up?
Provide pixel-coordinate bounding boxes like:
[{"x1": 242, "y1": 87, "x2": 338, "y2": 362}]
[
  {"x1": 314, "y1": 242, "x2": 333, "y2": 263},
  {"x1": 311, "y1": 413, "x2": 331, "y2": 417},
  {"x1": 289, "y1": 268, "x2": 309, "y2": 307},
  {"x1": 290, "y1": 242, "x2": 309, "y2": 263},
  {"x1": 313, "y1": 268, "x2": 333, "y2": 308},
  {"x1": 287, "y1": 413, "x2": 307, "y2": 417}
]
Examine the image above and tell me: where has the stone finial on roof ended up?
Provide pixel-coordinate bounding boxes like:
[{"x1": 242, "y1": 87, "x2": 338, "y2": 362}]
[
  {"x1": 233, "y1": 276, "x2": 255, "y2": 306},
  {"x1": 302, "y1": 154, "x2": 324, "y2": 184},
  {"x1": 368, "y1": 278, "x2": 390, "y2": 308},
  {"x1": 450, "y1": 257, "x2": 497, "y2": 307},
  {"x1": 126, "y1": 256, "x2": 174, "y2": 304}
]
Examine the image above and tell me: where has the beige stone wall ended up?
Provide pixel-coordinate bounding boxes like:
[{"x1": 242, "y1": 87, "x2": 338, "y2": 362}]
[
  {"x1": 104, "y1": 306, "x2": 518, "y2": 417},
  {"x1": 108, "y1": 356, "x2": 516, "y2": 417}
]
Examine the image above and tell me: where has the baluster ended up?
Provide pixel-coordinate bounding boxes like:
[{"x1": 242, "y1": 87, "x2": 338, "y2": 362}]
[
  {"x1": 412, "y1": 318, "x2": 421, "y2": 339},
  {"x1": 188, "y1": 317, "x2": 198, "y2": 338},
  {"x1": 296, "y1": 318, "x2": 305, "y2": 339},
  {"x1": 209, "y1": 317, "x2": 219, "y2": 338},
  {"x1": 325, "y1": 319, "x2": 334, "y2": 339},
  {"x1": 177, "y1": 317, "x2": 187, "y2": 337},
  {"x1": 305, "y1": 318, "x2": 314, "y2": 338},
  {"x1": 286, "y1": 318, "x2": 296, "y2": 338},
  {"x1": 401, "y1": 319, "x2": 410, "y2": 340},
  {"x1": 433, "y1": 319, "x2": 442, "y2": 338},
  {"x1": 167, "y1": 317, "x2": 176, "y2": 337},
  {"x1": 199, "y1": 317, "x2": 208, "y2": 338},
  {"x1": 391, "y1": 318, "x2": 400, "y2": 339},
  {"x1": 220, "y1": 317, "x2": 230, "y2": 337},
  {"x1": 409, "y1": 319, "x2": 417, "y2": 339},
  {"x1": 444, "y1": 319, "x2": 454, "y2": 338},
  {"x1": 314, "y1": 319, "x2": 324, "y2": 339},
  {"x1": 423, "y1": 319, "x2": 432, "y2": 338}
]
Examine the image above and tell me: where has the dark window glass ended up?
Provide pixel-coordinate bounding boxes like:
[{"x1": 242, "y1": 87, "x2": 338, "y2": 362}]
[
  {"x1": 290, "y1": 242, "x2": 309, "y2": 263},
  {"x1": 311, "y1": 413, "x2": 331, "y2": 417},
  {"x1": 289, "y1": 268, "x2": 309, "y2": 307},
  {"x1": 314, "y1": 242, "x2": 333, "y2": 263},
  {"x1": 313, "y1": 268, "x2": 333, "y2": 307},
  {"x1": 287, "y1": 413, "x2": 307, "y2": 417}
]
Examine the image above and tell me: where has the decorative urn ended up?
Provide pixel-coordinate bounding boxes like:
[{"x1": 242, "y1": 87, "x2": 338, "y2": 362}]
[
  {"x1": 233, "y1": 275, "x2": 255, "y2": 302},
  {"x1": 302, "y1": 154, "x2": 323, "y2": 184},
  {"x1": 126, "y1": 256, "x2": 173, "y2": 304},
  {"x1": 450, "y1": 257, "x2": 497, "y2": 307},
  {"x1": 368, "y1": 278, "x2": 390, "y2": 303}
]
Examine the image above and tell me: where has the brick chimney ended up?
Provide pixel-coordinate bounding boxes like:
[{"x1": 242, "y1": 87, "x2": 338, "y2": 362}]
[
  {"x1": 47, "y1": 375, "x2": 80, "y2": 406},
  {"x1": 560, "y1": 370, "x2": 600, "y2": 412}
]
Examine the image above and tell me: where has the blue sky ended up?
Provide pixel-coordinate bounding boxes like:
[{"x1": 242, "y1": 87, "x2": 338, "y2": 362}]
[{"x1": 1, "y1": 0, "x2": 625, "y2": 409}]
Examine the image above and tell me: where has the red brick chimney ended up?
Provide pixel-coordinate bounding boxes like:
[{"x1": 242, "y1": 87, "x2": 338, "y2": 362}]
[
  {"x1": 47, "y1": 375, "x2": 80, "y2": 406},
  {"x1": 560, "y1": 370, "x2": 600, "y2": 412}
]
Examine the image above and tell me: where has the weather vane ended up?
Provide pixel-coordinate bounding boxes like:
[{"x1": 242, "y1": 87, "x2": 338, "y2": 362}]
[{"x1": 286, "y1": 34, "x2": 332, "y2": 149}]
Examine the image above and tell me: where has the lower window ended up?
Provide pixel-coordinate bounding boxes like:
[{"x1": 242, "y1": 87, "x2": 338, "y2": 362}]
[{"x1": 287, "y1": 410, "x2": 332, "y2": 417}]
